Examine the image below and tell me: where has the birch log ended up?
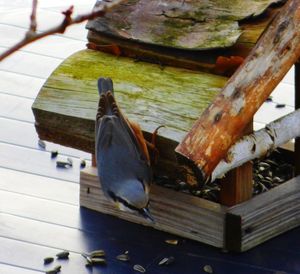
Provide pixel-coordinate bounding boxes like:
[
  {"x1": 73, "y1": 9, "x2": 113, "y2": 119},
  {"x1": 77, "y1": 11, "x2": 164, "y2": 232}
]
[
  {"x1": 176, "y1": 0, "x2": 300, "y2": 185},
  {"x1": 211, "y1": 109, "x2": 300, "y2": 181}
]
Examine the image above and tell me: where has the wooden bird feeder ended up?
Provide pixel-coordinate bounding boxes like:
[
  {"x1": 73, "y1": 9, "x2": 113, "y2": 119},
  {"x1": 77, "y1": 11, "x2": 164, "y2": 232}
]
[{"x1": 32, "y1": 0, "x2": 300, "y2": 251}]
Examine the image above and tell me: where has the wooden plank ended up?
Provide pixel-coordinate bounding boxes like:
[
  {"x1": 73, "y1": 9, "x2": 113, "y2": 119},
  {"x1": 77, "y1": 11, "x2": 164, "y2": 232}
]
[
  {"x1": 176, "y1": 0, "x2": 300, "y2": 184},
  {"x1": 87, "y1": 0, "x2": 281, "y2": 50},
  {"x1": 0, "y1": 264, "x2": 43, "y2": 274},
  {"x1": 32, "y1": 49, "x2": 227, "y2": 181},
  {"x1": 0, "y1": 214, "x2": 168, "y2": 273},
  {"x1": 80, "y1": 167, "x2": 226, "y2": 248},
  {"x1": 0, "y1": 167, "x2": 79, "y2": 205},
  {"x1": 0, "y1": 50, "x2": 61, "y2": 79},
  {"x1": 0, "y1": 237, "x2": 113, "y2": 274},
  {"x1": 254, "y1": 100, "x2": 293, "y2": 125},
  {"x1": 0, "y1": 117, "x2": 91, "y2": 159},
  {"x1": 87, "y1": 6, "x2": 279, "y2": 73},
  {"x1": 0, "y1": 93, "x2": 34, "y2": 123},
  {"x1": 0, "y1": 8, "x2": 89, "y2": 41},
  {"x1": 0, "y1": 70, "x2": 45, "y2": 99},
  {"x1": 0, "y1": 24, "x2": 86, "y2": 59},
  {"x1": 0, "y1": 142, "x2": 80, "y2": 182},
  {"x1": 226, "y1": 175, "x2": 300, "y2": 252}
]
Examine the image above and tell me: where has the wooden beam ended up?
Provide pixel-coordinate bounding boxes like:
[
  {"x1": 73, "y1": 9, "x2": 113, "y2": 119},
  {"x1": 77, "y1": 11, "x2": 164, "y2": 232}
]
[
  {"x1": 176, "y1": 0, "x2": 300, "y2": 185},
  {"x1": 212, "y1": 109, "x2": 300, "y2": 181},
  {"x1": 220, "y1": 122, "x2": 253, "y2": 206},
  {"x1": 295, "y1": 61, "x2": 300, "y2": 176},
  {"x1": 80, "y1": 167, "x2": 226, "y2": 248},
  {"x1": 226, "y1": 175, "x2": 300, "y2": 252}
]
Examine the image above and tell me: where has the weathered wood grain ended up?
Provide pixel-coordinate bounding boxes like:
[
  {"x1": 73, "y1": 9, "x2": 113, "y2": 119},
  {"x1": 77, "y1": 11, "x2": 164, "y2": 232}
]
[
  {"x1": 226, "y1": 175, "x2": 300, "y2": 252},
  {"x1": 176, "y1": 0, "x2": 300, "y2": 184},
  {"x1": 32, "y1": 49, "x2": 227, "y2": 180},
  {"x1": 80, "y1": 167, "x2": 226, "y2": 248},
  {"x1": 87, "y1": 0, "x2": 282, "y2": 50},
  {"x1": 86, "y1": 2, "x2": 280, "y2": 73},
  {"x1": 0, "y1": 142, "x2": 81, "y2": 182},
  {"x1": 0, "y1": 117, "x2": 90, "y2": 159}
]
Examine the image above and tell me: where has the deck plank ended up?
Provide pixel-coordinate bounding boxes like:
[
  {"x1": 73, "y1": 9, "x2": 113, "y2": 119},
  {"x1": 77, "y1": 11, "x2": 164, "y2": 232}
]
[
  {"x1": 0, "y1": 71, "x2": 45, "y2": 99},
  {"x1": 0, "y1": 117, "x2": 91, "y2": 159},
  {"x1": 0, "y1": 49, "x2": 62, "y2": 79},
  {"x1": 0, "y1": 93, "x2": 34, "y2": 123},
  {"x1": 0, "y1": 25, "x2": 86, "y2": 59},
  {"x1": 0, "y1": 264, "x2": 43, "y2": 274},
  {"x1": 0, "y1": 142, "x2": 81, "y2": 182},
  {"x1": 0, "y1": 168, "x2": 78, "y2": 205}
]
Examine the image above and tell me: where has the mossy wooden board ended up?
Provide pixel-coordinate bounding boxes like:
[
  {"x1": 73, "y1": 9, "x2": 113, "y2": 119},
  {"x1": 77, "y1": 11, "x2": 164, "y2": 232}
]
[
  {"x1": 86, "y1": 4, "x2": 281, "y2": 73},
  {"x1": 87, "y1": 0, "x2": 284, "y2": 50},
  {"x1": 32, "y1": 49, "x2": 227, "y2": 162}
]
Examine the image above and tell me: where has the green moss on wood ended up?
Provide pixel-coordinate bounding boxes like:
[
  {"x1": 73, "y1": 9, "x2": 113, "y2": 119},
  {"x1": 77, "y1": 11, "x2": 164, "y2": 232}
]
[{"x1": 33, "y1": 50, "x2": 227, "y2": 146}]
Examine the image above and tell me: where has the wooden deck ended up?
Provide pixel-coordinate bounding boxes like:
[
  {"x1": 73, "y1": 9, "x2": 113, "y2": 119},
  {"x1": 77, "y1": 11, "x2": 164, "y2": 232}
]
[{"x1": 0, "y1": 1, "x2": 299, "y2": 273}]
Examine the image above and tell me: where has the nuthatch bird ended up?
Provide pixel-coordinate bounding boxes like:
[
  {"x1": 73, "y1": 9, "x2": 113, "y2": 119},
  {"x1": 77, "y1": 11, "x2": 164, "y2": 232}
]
[{"x1": 95, "y1": 77, "x2": 155, "y2": 222}]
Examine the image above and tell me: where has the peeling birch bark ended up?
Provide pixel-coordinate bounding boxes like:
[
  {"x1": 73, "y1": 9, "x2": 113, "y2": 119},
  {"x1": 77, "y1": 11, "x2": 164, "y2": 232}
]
[
  {"x1": 176, "y1": 0, "x2": 300, "y2": 185},
  {"x1": 212, "y1": 109, "x2": 300, "y2": 181}
]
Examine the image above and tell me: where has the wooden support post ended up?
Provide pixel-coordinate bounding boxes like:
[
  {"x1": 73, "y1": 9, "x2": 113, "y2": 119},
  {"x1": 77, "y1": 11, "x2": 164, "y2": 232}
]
[
  {"x1": 295, "y1": 61, "x2": 300, "y2": 176},
  {"x1": 220, "y1": 121, "x2": 253, "y2": 206},
  {"x1": 175, "y1": 0, "x2": 300, "y2": 186},
  {"x1": 92, "y1": 154, "x2": 97, "y2": 167}
]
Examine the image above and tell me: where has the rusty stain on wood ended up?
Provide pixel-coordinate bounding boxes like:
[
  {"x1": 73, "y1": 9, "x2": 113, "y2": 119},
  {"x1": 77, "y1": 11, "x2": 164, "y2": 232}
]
[{"x1": 175, "y1": 0, "x2": 300, "y2": 185}]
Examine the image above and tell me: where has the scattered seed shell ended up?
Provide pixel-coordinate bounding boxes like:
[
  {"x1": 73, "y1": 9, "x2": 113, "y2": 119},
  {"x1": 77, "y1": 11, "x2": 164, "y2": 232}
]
[
  {"x1": 45, "y1": 265, "x2": 61, "y2": 274},
  {"x1": 80, "y1": 159, "x2": 86, "y2": 168},
  {"x1": 133, "y1": 264, "x2": 146, "y2": 273},
  {"x1": 89, "y1": 249, "x2": 106, "y2": 258},
  {"x1": 38, "y1": 139, "x2": 46, "y2": 149},
  {"x1": 165, "y1": 239, "x2": 178, "y2": 245},
  {"x1": 51, "y1": 150, "x2": 58, "y2": 159},
  {"x1": 275, "y1": 103, "x2": 286, "y2": 108},
  {"x1": 44, "y1": 257, "x2": 54, "y2": 265},
  {"x1": 56, "y1": 161, "x2": 71, "y2": 168},
  {"x1": 90, "y1": 258, "x2": 106, "y2": 265},
  {"x1": 56, "y1": 250, "x2": 69, "y2": 259},
  {"x1": 158, "y1": 256, "x2": 175, "y2": 266},
  {"x1": 116, "y1": 253, "x2": 130, "y2": 262},
  {"x1": 203, "y1": 264, "x2": 213, "y2": 273}
]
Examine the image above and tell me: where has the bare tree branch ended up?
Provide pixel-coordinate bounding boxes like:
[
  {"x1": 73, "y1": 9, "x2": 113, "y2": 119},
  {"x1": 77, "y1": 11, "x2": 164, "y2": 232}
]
[
  {"x1": 29, "y1": 0, "x2": 38, "y2": 33},
  {"x1": 0, "y1": 0, "x2": 126, "y2": 62}
]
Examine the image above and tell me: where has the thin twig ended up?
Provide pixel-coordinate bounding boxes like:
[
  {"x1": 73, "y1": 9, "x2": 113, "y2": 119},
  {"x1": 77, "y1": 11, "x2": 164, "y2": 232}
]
[
  {"x1": 29, "y1": 0, "x2": 38, "y2": 33},
  {"x1": 0, "y1": 0, "x2": 126, "y2": 62}
]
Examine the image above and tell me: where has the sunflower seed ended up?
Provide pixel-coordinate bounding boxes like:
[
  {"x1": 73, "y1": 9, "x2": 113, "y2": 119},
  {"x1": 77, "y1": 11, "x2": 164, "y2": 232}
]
[
  {"x1": 116, "y1": 253, "x2": 130, "y2": 262},
  {"x1": 133, "y1": 264, "x2": 146, "y2": 273},
  {"x1": 165, "y1": 239, "x2": 178, "y2": 245},
  {"x1": 43, "y1": 257, "x2": 54, "y2": 265},
  {"x1": 89, "y1": 249, "x2": 106, "y2": 258},
  {"x1": 203, "y1": 264, "x2": 213, "y2": 273},
  {"x1": 56, "y1": 250, "x2": 69, "y2": 259},
  {"x1": 158, "y1": 256, "x2": 175, "y2": 266},
  {"x1": 90, "y1": 258, "x2": 106, "y2": 265},
  {"x1": 56, "y1": 161, "x2": 71, "y2": 168},
  {"x1": 45, "y1": 265, "x2": 61, "y2": 274}
]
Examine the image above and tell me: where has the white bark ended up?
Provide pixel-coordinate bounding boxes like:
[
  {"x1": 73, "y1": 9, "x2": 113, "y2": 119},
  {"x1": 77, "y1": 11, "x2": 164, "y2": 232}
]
[{"x1": 211, "y1": 109, "x2": 300, "y2": 181}]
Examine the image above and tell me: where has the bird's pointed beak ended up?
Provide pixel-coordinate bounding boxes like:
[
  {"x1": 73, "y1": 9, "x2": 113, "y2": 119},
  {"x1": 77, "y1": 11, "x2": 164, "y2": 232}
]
[{"x1": 141, "y1": 208, "x2": 155, "y2": 223}]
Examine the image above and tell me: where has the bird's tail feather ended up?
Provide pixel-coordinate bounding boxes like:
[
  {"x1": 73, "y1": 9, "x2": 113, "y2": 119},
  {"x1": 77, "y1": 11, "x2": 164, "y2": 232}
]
[{"x1": 98, "y1": 77, "x2": 114, "y2": 96}]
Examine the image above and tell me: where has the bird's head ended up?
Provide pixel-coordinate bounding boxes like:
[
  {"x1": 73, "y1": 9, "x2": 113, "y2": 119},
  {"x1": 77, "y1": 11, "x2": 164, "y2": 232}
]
[{"x1": 106, "y1": 178, "x2": 154, "y2": 222}]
